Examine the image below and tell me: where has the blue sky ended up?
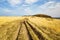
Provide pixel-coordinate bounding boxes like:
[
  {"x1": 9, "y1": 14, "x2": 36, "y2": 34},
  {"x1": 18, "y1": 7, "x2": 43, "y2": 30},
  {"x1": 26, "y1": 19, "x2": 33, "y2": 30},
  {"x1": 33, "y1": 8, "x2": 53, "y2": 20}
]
[{"x1": 0, "y1": 0, "x2": 60, "y2": 17}]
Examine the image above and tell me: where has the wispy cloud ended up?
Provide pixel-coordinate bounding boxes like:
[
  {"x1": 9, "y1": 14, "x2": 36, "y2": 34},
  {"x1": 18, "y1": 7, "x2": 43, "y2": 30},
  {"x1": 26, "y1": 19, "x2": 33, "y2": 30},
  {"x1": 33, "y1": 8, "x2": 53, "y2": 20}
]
[
  {"x1": 0, "y1": 0, "x2": 60, "y2": 17},
  {"x1": 7, "y1": 0, "x2": 23, "y2": 6},
  {"x1": 25, "y1": 0, "x2": 38, "y2": 4},
  {"x1": 7, "y1": 0, "x2": 38, "y2": 7},
  {"x1": 24, "y1": 8, "x2": 33, "y2": 15},
  {"x1": 36, "y1": 1, "x2": 60, "y2": 17}
]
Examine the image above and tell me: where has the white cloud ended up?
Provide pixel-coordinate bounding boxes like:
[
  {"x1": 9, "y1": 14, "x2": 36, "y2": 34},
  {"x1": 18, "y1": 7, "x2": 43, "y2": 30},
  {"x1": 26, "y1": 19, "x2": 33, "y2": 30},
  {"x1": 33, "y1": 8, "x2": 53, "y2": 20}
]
[
  {"x1": 25, "y1": 0, "x2": 38, "y2": 4},
  {"x1": 36, "y1": 1, "x2": 60, "y2": 17},
  {"x1": 1, "y1": 0, "x2": 60, "y2": 17},
  {"x1": 39, "y1": 1, "x2": 56, "y2": 8},
  {"x1": 7, "y1": 0, "x2": 22, "y2": 6},
  {"x1": 3, "y1": 9, "x2": 12, "y2": 13},
  {"x1": 24, "y1": 8, "x2": 33, "y2": 15},
  {"x1": 0, "y1": 8, "x2": 12, "y2": 13},
  {"x1": 7, "y1": 0, "x2": 39, "y2": 6}
]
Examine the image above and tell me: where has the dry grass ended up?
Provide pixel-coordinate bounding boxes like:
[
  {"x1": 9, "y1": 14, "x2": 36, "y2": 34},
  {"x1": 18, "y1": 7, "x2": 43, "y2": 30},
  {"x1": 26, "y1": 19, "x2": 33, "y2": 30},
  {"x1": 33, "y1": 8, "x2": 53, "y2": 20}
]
[{"x1": 0, "y1": 16, "x2": 60, "y2": 40}]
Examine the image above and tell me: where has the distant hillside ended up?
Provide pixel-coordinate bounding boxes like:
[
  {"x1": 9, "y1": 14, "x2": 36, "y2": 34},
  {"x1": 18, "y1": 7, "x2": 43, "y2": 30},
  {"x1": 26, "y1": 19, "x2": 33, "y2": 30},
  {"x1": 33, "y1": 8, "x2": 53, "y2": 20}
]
[
  {"x1": 53, "y1": 17, "x2": 60, "y2": 19},
  {"x1": 32, "y1": 14, "x2": 52, "y2": 18}
]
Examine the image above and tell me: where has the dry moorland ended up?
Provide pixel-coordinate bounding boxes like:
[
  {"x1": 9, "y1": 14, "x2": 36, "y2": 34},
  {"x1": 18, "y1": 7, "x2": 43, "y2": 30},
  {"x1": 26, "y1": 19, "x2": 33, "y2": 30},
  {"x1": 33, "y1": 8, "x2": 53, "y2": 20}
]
[{"x1": 0, "y1": 16, "x2": 60, "y2": 40}]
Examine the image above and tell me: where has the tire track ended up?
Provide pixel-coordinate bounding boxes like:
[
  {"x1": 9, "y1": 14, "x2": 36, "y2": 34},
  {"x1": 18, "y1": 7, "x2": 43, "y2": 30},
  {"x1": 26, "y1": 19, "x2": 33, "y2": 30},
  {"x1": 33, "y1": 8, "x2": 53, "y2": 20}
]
[{"x1": 24, "y1": 21, "x2": 40, "y2": 40}]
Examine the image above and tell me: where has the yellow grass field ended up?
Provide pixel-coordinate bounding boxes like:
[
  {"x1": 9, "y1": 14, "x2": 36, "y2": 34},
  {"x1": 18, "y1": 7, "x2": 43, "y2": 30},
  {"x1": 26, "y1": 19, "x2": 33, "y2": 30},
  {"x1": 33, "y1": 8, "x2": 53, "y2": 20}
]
[{"x1": 0, "y1": 16, "x2": 60, "y2": 40}]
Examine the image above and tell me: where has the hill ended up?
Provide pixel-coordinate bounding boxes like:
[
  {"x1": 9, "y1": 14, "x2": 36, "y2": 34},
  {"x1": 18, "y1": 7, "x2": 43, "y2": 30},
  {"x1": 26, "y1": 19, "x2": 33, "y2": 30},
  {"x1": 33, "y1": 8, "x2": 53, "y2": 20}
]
[{"x1": 32, "y1": 14, "x2": 52, "y2": 18}]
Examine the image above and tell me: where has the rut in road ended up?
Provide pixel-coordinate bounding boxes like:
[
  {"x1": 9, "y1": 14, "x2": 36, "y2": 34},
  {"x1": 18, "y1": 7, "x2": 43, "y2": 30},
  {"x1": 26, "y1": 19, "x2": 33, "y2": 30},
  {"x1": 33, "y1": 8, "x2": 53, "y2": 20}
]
[
  {"x1": 21, "y1": 19, "x2": 60, "y2": 40},
  {"x1": 0, "y1": 18, "x2": 60, "y2": 40}
]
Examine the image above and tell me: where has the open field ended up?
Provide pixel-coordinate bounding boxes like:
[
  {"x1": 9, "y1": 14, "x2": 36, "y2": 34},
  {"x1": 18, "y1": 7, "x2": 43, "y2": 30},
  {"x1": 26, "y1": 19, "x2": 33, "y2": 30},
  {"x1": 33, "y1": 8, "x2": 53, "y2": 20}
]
[{"x1": 0, "y1": 16, "x2": 60, "y2": 40}]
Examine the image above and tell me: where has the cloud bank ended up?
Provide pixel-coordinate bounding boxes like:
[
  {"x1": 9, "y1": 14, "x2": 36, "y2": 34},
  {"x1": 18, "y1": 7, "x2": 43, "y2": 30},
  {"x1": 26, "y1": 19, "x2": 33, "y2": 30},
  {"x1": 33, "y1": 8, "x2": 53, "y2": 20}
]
[
  {"x1": 37, "y1": 1, "x2": 60, "y2": 17},
  {"x1": 0, "y1": 0, "x2": 60, "y2": 17}
]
